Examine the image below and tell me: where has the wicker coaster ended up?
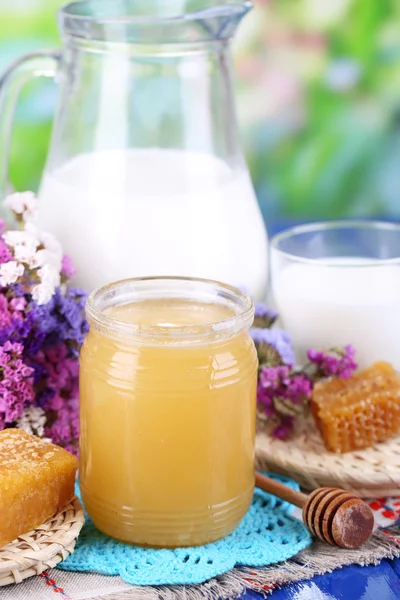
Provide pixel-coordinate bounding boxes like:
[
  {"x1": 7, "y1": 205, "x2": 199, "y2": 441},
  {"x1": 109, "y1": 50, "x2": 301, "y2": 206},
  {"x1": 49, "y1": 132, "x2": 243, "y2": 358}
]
[
  {"x1": 256, "y1": 418, "x2": 400, "y2": 498},
  {"x1": 0, "y1": 495, "x2": 84, "y2": 587}
]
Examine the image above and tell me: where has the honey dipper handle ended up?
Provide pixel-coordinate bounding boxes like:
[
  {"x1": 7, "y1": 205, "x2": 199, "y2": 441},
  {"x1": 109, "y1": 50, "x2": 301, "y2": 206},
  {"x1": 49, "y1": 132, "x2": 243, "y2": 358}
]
[{"x1": 255, "y1": 472, "x2": 308, "y2": 509}]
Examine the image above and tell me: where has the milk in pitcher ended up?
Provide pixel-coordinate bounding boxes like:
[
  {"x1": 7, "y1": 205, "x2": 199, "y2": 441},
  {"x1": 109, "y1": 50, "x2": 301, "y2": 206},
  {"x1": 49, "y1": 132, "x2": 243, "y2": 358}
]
[{"x1": 38, "y1": 149, "x2": 268, "y2": 298}]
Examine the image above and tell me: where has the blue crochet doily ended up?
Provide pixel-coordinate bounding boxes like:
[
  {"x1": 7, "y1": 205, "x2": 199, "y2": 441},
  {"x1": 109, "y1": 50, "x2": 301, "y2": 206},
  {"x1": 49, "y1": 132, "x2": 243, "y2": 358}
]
[{"x1": 60, "y1": 476, "x2": 311, "y2": 586}]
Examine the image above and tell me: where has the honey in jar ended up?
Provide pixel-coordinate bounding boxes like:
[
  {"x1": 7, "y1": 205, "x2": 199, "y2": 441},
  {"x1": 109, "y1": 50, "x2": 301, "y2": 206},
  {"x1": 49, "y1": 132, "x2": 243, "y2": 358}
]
[{"x1": 80, "y1": 277, "x2": 257, "y2": 547}]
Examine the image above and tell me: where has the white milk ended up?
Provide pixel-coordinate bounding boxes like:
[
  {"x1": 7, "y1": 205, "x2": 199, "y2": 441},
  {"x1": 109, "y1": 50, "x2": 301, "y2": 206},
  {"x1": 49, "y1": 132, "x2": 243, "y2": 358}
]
[
  {"x1": 273, "y1": 258, "x2": 400, "y2": 369},
  {"x1": 37, "y1": 149, "x2": 268, "y2": 299}
]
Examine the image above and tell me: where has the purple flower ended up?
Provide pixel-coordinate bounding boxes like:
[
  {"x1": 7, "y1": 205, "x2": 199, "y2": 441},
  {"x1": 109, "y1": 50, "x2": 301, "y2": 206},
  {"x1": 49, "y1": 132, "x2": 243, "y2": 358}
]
[
  {"x1": 287, "y1": 373, "x2": 313, "y2": 403},
  {"x1": 251, "y1": 328, "x2": 295, "y2": 366},
  {"x1": 259, "y1": 365, "x2": 311, "y2": 400},
  {"x1": 253, "y1": 303, "x2": 278, "y2": 328},
  {"x1": 0, "y1": 284, "x2": 86, "y2": 448},
  {"x1": 257, "y1": 365, "x2": 312, "y2": 439},
  {"x1": 27, "y1": 287, "x2": 88, "y2": 355},
  {"x1": 0, "y1": 213, "x2": 86, "y2": 452},
  {"x1": 307, "y1": 345, "x2": 357, "y2": 379},
  {"x1": 273, "y1": 417, "x2": 295, "y2": 440},
  {"x1": 259, "y1": 365, "x2": 290, "y2": 389}
]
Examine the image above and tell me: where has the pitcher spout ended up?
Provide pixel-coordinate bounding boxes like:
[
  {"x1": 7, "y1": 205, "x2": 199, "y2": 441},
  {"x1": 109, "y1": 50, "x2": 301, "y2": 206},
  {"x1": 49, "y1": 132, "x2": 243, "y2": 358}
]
[
  {"x1": 60, "y1": 0, "x2": 253, "y2": 44},
  {"x1": 186, "y1": 1, "x2": 253, "y2": 41}
]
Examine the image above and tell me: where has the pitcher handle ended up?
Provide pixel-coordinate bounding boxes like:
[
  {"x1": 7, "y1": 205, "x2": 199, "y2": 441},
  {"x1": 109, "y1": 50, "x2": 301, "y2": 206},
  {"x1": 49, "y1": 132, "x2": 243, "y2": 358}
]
[{"x1": 0, "y1": 50, "x2": 61, "y2": 198}]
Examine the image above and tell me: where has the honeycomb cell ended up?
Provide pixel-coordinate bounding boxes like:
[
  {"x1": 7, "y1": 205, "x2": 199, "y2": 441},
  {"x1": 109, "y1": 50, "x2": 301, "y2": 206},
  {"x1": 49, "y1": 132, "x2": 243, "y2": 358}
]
[
  {"x1": 0, "y1": 429, "x2": 78, "y2": 548},
  {"x1": 311, "y1": 362, "x2": 400, "y2": 453}
]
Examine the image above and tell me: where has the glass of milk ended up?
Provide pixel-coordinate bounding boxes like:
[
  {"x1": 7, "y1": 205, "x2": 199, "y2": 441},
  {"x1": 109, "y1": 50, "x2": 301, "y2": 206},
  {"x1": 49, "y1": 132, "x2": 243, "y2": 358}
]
[
  {"x1": 0, "y1": 0, "x2": 268, "y2": 299},
  {"x1": 271, "y1": 221, "x2": 400, "y2": 370}
]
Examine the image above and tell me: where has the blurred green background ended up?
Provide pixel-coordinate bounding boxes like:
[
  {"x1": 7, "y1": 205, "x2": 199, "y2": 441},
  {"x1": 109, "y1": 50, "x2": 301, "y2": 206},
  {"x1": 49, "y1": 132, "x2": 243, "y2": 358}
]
[{"x1": 1, "y1": 0, "x2": 400, "y2": 227}]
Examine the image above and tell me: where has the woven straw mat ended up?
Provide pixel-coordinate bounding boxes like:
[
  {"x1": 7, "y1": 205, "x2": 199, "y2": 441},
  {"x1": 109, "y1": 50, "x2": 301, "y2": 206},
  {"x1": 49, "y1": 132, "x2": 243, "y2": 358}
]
[
  {"x1": 256, "y1": 418, "x2": 400, "y2": 498},
  {"x1": 0, "y1": 495, "x2": 84, "y2": 587}
]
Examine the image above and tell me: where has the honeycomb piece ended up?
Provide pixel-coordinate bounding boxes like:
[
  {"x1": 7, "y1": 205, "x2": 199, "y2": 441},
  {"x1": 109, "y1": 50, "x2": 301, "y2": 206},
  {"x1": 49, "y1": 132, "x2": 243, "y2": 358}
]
[
  {"x1": 311, "y1": 362, "x2": 400, "y2": 453},
  {"x1": 0, "y1": 429, "x2": 78, "y2": 548}
]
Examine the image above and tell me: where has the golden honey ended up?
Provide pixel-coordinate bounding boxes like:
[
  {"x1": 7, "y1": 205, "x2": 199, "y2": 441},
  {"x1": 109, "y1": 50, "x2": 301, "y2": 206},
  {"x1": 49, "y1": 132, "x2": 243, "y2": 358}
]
[{"x1": 80, "y1": 278, "x2": 257, "y2": 547}]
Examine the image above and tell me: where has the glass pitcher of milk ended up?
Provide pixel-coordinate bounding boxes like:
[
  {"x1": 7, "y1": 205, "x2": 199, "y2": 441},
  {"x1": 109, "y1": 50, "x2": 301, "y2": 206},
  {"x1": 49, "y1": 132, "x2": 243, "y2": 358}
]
[{"x1": 0, "y1": 0, "x2": 268, "y2": 298}]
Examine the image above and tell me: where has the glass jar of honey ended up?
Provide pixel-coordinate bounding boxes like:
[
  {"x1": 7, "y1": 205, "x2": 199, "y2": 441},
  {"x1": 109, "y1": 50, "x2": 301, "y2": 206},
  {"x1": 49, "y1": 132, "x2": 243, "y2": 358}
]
[{"x1": 80, "y1": 277, "x2": 257, "y2": 547}]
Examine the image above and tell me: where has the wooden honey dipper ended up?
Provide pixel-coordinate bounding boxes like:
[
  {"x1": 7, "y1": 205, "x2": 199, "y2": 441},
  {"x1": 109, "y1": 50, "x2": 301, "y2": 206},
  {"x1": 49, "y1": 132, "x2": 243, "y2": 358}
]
[{"x1": 255, "y1": 472, "x2": 374, "y2": 549}]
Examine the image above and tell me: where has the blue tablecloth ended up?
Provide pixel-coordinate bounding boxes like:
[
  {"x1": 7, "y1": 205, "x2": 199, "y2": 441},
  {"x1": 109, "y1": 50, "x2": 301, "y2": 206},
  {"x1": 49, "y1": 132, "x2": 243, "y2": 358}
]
[{"x1": 242, "y1": 553, "x2": 400, "y2": 598}]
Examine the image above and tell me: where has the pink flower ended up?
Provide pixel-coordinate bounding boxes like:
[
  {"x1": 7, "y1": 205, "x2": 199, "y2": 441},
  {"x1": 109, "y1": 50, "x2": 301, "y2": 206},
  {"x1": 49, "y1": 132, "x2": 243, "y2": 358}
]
[
  {"x1": 0, "y1": 341, "x2": 35, "y2": 424},
  {"x1": 45, "y1": 395, "x2": 79, "y2": 454},
  {"x1": 3, "y1": 341, "x2": 23, "y2": 354},
  {"x1": 10, "y1": 297, "x2": 27, "y2": 312},
  {"x1": 46, "y1": 345, "x2": 67, "y2": 363},
  {"x1": 258, "y1": 366, "x2": 312, "y2": 414},
  {"x1": 34, "y1": 344, "x2": 80, "y2": 453},
  {"x1": 61, "y1": 255, "x2": 76, "y2": 279},
  {"x1": 0, "y1": 239, "x2": 13, "y2": 265},
  {"x1": 0, "y1": 294, "x2": 12, "y2": 329},
  {"x1": 49, "y1": 395, "x2": 64, "y2": 411}
]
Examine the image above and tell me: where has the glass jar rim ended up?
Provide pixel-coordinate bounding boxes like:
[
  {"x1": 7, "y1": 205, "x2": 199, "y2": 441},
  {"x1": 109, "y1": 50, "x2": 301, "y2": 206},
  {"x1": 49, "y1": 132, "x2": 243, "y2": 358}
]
[
  {"x1": 271, "y1": 220, "x2": 400, "y2": 267},
  {"x1": 86, "y1": 276, "x2": 254, "y2": 343}
]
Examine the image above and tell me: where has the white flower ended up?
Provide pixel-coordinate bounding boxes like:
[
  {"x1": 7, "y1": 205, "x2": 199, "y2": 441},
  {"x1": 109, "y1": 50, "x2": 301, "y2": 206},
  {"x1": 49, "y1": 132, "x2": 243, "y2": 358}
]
[
  {"x1": 3, "y1": 223, "x2": 62, "y2": 275},
  {"x1": 1, "y1": 203, "x2": 64, "y2": 293},
  {"x1": 2, "y1": 227, "x2": 41, "y2": 270},
  {"x1": 38, "y1": 264, "x2": 61, "y2": 288},
  {"x1": 4, "y1": 191, "x2": 38, "y2": 221},
  {"x1": 4, "y1": 192, "x2": 31, "y2": 214},
  {"x1": 3, "y1": 229, "x2": 39, "y2": 251},
  {"x1": 41, "y1": 232, "x2": 63, "y2": 260},
  {"x1": 31, "y1": 282, "x2": 55, "y2": 305},
  {"x1": 22, "y1": 194, "x2": 38, "y2": 221},
  {"x1": 0, "y1": 261, "x2": 24, "y2": 286},
  {"x1": 24, "y1": 225, "x2": 63, "y2": 273},
  {"x1": 33, "y1": 248, "x2": 62, "y2": 271},
  {"x1": 24, "y1": 222, "x2": 40, "y2": 238},
  {"x1": 16, "y1": 407, "x2": 47, "y2": 438},
  {"x1": 13, "y1": 243, "x2": 38, "y2": 267}
]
